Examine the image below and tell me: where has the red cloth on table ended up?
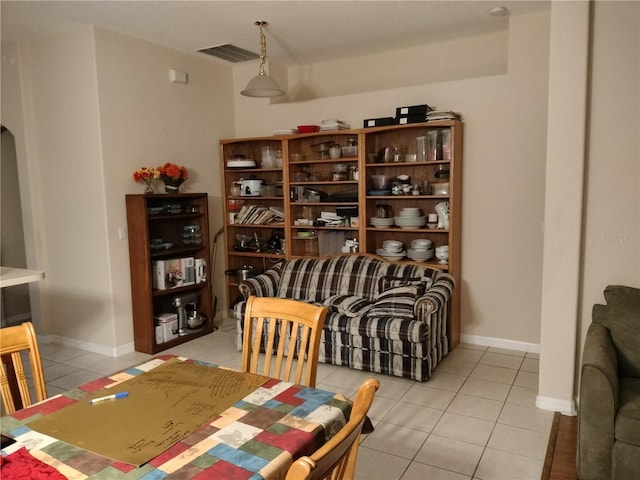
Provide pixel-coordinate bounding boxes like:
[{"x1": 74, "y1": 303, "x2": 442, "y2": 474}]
[{"x1": 0, "y1": 447, "x2": 67, "y2": 479}]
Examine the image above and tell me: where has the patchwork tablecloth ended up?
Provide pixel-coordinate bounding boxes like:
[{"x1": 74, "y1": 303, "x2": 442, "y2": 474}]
[{"x1": 1, "y1": 355, "x2": 351, "y2": 480}]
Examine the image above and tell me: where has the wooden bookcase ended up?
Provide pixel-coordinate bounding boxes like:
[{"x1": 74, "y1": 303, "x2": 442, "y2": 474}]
[
  {"x1": 220, "y1": 120, "x2": 462, "y2": 347},
  {"x1": 125, "y1": 193, "x2": 214, "y2": 354}
]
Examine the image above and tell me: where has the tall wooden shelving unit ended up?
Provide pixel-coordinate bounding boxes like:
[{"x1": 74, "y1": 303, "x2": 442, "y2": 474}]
[
  {"x1": 126, "y1": 193, "x2": 214, "y2": 354},
  {"x1": 220, "y1": 121, "x2": 462, "y2": 347}
]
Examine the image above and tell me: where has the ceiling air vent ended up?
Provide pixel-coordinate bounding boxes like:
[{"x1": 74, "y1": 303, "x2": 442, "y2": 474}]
[{"x1": 196, "y1": 44, "x2": 259, "y2": 63}]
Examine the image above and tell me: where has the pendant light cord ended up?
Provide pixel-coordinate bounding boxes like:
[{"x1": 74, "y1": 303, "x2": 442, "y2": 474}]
[{"x1": 256, "y1": 21, "x2": 267, "y2": 76}]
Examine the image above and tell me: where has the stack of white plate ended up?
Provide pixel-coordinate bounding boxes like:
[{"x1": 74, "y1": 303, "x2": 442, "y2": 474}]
[
  {"x1": 227, "y1": 159, "x2": 257, "y2": 169},
  {"x1": 370, "y1": 217, "x2": 394, "y2": 228},
  {"x1": 376, "y1": 240, "x2": 406, "y2": 260},
  {"x1": 408, "y1": 238, "x2": 434, "y2": 261},
  {"x1": 376, "y1": 248, "x2": 406, "y2": 260},
  {"x1": 407, "y1": 248, "x2": 434, "y2": 262},
  {"x1": 394, "y1": 207, "x2": 426, "y2": 229}
]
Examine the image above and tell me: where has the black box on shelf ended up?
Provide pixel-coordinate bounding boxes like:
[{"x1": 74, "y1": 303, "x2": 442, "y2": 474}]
[
  {"x1": 336, "y1": 206, "x2": 358, "y2": 218},
  {"x1": 363, "y1": 117, "x2": 395, "y2": 128},
  {"x1": 396, "y1": 114, "x2": 428, "y2": 125},
  {"x1": 395, "y1": 104, "x2": 433, "y2": 117}
]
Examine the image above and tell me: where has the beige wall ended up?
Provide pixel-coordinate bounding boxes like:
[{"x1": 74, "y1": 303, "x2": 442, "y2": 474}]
[
  {"x1": 93, "y1": 28, "x2": 234, "y2": 350},
  {"x1": 579, "y1": 1, "x2": 640, "y2": 385},
  {"x1": 11, "y1": 28, "x2": 111, "y2": 348},
  {"x1": 2, "y1": 27, "x2": 234, "y2": 354},
  {"x1": 234, "y1": 11, "x2": 551, "y2": 349}
]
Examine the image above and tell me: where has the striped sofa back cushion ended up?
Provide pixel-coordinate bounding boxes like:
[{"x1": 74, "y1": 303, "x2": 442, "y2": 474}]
[
  {"x1": 276, "y1": 255, "x2": 390, "y2": 302},
  {"x1": 384, "y1": 263, "x2": 442, "y2": 288}
]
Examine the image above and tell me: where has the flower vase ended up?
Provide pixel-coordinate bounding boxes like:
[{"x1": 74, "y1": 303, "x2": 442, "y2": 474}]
[
  {"x1": 163, "y1": 178, "x2": 184, "y2": 194},
  {"x1": 143, "y1": 179, "x2": 154, "y2": 194}
]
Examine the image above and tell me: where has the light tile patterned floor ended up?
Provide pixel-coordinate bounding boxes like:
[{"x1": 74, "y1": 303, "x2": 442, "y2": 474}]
[{"x1": 34, "y1": 318, "x2": 552, "y2": 480}]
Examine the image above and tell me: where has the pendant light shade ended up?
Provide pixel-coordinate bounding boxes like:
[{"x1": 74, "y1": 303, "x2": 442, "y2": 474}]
[{"x1": 241, "y1": 21, "x2": 284, "y2": 98}]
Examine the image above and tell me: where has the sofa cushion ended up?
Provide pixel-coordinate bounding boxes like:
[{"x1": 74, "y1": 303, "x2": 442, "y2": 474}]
[
  {"x1": 322, "y1": 295, "x2": 373, "y2": 317},
  {"x1": 602, "y1": 285, "x2": 640, "y2": 378},
  {"x1": 369, "y1": 285, "x2": 421, "y2": 320},
  {"x1": 323, "y1": 313, "x2": 427, "y2": 343},
  {"x1": 378, "y1": 276, "x2": 432, "y2": 295},
  {"x1": 277, "y1": 256, "x2": 387, "y2": 302},
  {"x1": 616, "y1": 377, "x2": 640, "y2": 446}
]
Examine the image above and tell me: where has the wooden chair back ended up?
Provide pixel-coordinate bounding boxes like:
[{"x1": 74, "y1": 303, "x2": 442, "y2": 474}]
[
  {"x1": 285, "y1": 378, "x2": 380, "y2": 480},
  {"x1": 242, "y1": 296, "x2": 328, "y2": 387},
  {"x1": 1, "y1": 322, "x2": 47, "y2": 414}
]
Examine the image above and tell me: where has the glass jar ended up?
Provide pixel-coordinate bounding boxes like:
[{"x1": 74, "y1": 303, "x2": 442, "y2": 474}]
[{"x1": 349, "y1": 166, "x2": 359, "y2": 181}]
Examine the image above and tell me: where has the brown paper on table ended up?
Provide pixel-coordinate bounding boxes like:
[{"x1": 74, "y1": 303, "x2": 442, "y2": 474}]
[{"x1": 28, "y1": 359, "x2": 269, "y2": 466}]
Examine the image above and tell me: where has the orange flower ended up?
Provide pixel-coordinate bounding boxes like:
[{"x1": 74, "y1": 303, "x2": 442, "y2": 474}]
[
  {"x1": 157, "y1": 163, "x2": 189, "y2": 181},
  {"x1": 132, "y1": 167, "x2": 159, "y2": 183}
]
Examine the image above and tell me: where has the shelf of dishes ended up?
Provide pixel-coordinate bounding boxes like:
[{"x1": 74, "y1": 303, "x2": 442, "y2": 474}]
[
  {"x1": 367, "y1": 203, "x2": 450, "y2": 230},
  {"x1": 374, "y1": 238, "x2": 449, "y2": 264},
  {"x1": 366, "y1": 165, "x2": 449, "y2": 196}
]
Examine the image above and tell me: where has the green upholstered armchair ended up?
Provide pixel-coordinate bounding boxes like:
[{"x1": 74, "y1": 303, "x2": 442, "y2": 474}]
[{"x1": 577, "y1": 285, "x2": 640, "y2": 480}]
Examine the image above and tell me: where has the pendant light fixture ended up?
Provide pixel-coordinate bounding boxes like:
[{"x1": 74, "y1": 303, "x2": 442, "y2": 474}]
[{"x1": 241, "y1": 21, "x2": 285, "y2": 98}]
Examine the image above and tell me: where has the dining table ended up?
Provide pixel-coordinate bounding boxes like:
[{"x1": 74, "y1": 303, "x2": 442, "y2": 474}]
[{"x1": 0, "y1": 355, "x2": 351, "y2": 479}]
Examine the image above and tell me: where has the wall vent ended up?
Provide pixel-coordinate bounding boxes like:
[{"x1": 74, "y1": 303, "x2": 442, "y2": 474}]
[{"x1": 196, "y1": 44, "x2": 259, "y2": 63}]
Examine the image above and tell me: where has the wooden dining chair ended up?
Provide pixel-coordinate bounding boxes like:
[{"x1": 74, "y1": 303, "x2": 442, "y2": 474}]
[
  {"x1": 0, "y1": 322, "x2": 48, "y2": 414},
  {"x1": 285, "y1": 378, "x2": 380, "y2": 480},
  {"x1": 242, "y1": 296, "x2": 328, "y2": 387}
]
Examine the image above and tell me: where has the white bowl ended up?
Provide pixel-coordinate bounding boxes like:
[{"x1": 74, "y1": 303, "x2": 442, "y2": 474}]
[
  {"x1": 382, "y1": 240, "x2": 403, "y2": 248},
  {"x1": 394, "y1": 216, "x2": 427, "y2": 229},
  {"x1": 435, "y1": 250, "x2": 449, "y2": 264},
  {"x1": 411, "y1": 238, "x2": 433, "y2": 249},
  {"x1": 399, "y1": 208, "x2": 420, "y2": 216}
]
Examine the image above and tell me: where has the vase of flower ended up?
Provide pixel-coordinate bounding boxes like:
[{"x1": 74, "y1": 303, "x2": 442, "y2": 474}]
[
  {"x1": 133, "y1": 167, "x2": 159, "y2": 194},
  {"x1": 163, "y1": 178, "x2": 184, "y2": 193},
  {"x1": 158, "y1": 162, "x2": 189, "y2": 194}
]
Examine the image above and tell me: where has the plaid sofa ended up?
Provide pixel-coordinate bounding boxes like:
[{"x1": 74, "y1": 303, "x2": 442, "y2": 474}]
[{"x1": 233, "y1": 254, "x2": 454, "y2": 381}]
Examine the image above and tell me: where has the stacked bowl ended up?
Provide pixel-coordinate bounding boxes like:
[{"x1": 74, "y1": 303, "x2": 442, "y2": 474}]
[
  {"x1": 394, "y1": 207, "x2": 427, "y2": 229},
  {"x1": 407, "y1": 238, "x2": 434, "y2": 262},
  {"x1": 376, "y1": 240, "x2": 406, "y2": 260}
]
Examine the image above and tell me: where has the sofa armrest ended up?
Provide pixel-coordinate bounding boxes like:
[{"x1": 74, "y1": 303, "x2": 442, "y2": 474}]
[
  {"x1": 578, "y1": 317, "x2": 619, "y2": 480},
  {"x1": 415, "y1": 273, "x2": 455, "y2": 318},
  {"x1": 238, "y1": 263, "x2": 283, "y2": 299}
]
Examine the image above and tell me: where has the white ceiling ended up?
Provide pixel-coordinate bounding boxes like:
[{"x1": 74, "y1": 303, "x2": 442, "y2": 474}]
[{"x1": 2, "y1": 1, "x2": 550, "y2": 66}]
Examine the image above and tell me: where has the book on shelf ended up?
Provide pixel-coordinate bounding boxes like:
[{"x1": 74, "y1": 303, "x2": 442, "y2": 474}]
[{"x1": 233, "y1": 205, "x2": 285, "y2": 225}]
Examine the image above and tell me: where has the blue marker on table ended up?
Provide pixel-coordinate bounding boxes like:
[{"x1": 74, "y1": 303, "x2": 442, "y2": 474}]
[{"x1": 89, "y1": 392, "x2": 128, "y2": 404}]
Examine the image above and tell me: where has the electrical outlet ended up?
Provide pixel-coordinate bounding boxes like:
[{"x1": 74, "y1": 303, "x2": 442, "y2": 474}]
[{"x1": 118, "y1": 227, "x2": 128, "y2": 240}]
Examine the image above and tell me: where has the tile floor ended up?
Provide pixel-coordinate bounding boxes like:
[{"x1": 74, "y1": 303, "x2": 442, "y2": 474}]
[{"x1": 36, "y1": 318, "x2": 552, "y2": 480}]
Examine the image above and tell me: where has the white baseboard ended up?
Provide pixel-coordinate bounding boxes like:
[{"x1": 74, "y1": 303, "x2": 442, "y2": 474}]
[
  {"x1": 460, "y1": 334, "x2": 540, "y2": 354},
  {"x1": 536, "y1": 395, "x2": 577, "y2": 415},
  {"x1": 43, "y1": 335, "x2": 135, "y2": 358}
]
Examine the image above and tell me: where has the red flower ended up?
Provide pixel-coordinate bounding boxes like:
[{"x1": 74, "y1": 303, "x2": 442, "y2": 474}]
[{"x1": 157, "y1": 163, "x2": 189, "y2": 181}]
